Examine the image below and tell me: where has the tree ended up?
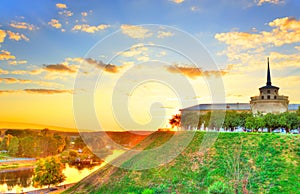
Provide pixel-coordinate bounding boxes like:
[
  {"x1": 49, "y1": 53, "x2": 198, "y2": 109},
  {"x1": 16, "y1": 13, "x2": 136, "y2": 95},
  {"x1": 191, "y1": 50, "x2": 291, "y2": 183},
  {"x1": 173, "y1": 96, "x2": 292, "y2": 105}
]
[
  {"x1": 180, "y1": 112, "x2": 199, "y2": 129},
  {"x1": 224, "y1": 111, "x2": 240, "y2": 131},
  {"x1": 8, "y1": 136, "x2": 19, "y2": 156},
  {"x1": 296, "y1": 106, "x2": 300, "y2": 117},
  {"x1": 32, "y1": 157, "x2": 66, "y2": 188},
  {"x1": 263, "y1": 113, "x2": 279, "y2": 132},
  {"x1": 278, "y1": 112, "x2": 299, "y2": 132},
  {"x1": 169, "y1": 114, "x2": 181, "y2": 129}
]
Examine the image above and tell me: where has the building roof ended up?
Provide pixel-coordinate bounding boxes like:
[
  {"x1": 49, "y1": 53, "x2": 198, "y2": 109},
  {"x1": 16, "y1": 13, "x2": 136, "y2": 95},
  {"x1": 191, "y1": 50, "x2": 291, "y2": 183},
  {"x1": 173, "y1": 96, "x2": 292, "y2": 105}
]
[
  {"x1": 180, "y1": 103, "x2": 300, "y2": 111},
  {"x1": 259, "y1": 58, "x2": 279, "y2": 90},
  {"x1": 180, "y1": 103, "x2": 251, "y2": 111}
]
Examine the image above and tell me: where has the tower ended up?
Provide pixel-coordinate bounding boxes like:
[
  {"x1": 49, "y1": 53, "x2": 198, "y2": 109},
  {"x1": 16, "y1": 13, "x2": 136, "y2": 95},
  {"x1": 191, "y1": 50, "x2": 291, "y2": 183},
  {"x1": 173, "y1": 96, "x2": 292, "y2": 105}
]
[{"x1": 250, "y1": 58, "x2": 289, "y2": 114}]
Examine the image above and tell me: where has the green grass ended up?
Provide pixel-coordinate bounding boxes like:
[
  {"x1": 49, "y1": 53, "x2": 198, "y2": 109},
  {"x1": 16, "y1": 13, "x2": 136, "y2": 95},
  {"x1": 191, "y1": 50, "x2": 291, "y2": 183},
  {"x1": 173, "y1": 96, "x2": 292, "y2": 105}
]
[{"x1": 65, "y1": 132, "x2": 300, "y2": 194}]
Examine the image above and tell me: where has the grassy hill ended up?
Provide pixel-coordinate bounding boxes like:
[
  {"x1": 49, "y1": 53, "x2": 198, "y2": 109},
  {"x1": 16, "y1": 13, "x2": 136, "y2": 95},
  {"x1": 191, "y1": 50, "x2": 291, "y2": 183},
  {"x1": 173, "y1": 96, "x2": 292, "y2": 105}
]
[{"x1": 64, "y1": 132, "x2": 299, "y2": 194}]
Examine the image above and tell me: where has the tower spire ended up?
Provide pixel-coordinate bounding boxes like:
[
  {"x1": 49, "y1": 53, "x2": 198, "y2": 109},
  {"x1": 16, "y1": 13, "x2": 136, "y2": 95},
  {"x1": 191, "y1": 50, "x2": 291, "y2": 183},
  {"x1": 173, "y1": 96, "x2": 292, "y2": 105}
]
[{"x1": 266, "y1": 57, "x2": 272, "y2": 86}]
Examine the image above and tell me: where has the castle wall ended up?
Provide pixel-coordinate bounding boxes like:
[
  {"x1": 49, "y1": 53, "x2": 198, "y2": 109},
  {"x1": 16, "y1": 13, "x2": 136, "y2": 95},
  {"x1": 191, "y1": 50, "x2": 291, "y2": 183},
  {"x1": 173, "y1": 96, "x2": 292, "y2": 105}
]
[{"x1": 250, "y1": 100, "x2": 288, "y2": 114}]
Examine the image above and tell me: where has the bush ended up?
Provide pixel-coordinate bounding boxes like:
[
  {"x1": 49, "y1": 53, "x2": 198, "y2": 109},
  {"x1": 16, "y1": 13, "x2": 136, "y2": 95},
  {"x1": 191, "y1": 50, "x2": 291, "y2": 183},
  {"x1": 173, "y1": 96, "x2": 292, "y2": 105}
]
[
  {"x1": 142, "y1": 189, "x2": 154, "y2": 194},
  {"x1": 208, "y1": 181, "x2": 232, "y2": 194}
]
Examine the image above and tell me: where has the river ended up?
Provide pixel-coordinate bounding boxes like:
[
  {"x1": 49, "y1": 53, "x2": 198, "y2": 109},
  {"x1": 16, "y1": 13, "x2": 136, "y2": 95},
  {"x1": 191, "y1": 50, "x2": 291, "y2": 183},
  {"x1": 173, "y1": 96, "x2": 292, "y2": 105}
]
[
  {"x1": 0, "y1": 163, "x2": 102, "y2": 193},
  {"x1": 0, "y1": 150, "x2": 125, "y2": 193}
]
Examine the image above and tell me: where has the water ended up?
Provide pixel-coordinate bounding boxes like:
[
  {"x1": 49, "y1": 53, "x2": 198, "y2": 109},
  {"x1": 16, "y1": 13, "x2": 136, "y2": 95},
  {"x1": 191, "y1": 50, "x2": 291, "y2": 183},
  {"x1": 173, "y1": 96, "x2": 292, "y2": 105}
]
[
  {"x1": 0, "y1": 164, "x2": 102, "y2": 193},
  {"x1": 0, "y1": 150, "x2": 125, "y2": 193}
]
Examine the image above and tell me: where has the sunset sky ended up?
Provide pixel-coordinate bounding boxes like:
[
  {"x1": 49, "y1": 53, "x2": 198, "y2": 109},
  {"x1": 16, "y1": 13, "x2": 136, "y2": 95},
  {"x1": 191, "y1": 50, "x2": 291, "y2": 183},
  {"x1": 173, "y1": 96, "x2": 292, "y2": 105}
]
[{"x1": 1, "y1": 0, "x2": 300, "y2": 131}]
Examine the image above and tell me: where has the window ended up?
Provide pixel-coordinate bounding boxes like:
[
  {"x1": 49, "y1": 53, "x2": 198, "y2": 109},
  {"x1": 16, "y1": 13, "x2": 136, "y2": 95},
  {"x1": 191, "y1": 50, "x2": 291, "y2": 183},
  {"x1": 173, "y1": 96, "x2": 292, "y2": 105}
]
[
  {"x1": 267, "y1": 90, "x2": 270, "y2": 93},
  {"x1": 267, "y1": 95, "x2": 270, "y2": 99},
  {"x1": 274, "y1": 96, "x2": 277, "y2": 99},
  {"x1": 262, "y1": 96, "x2": 264, "y2": 99},
  {"x1": 275, "y1": 90, "x2": 277, "y2": 93}
]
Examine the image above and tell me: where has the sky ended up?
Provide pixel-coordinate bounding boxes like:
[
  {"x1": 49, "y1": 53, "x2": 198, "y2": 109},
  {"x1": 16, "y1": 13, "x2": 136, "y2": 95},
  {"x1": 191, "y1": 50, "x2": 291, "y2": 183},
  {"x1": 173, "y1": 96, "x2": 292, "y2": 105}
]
[{"x1": 0, "y1": 0, "x2": 300, "y2": 131}]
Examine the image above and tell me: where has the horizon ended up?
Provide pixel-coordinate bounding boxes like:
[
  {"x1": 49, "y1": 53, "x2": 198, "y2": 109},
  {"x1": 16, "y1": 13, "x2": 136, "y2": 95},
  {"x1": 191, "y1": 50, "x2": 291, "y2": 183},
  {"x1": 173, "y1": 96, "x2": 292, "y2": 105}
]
[{"x1": 1, "y1": 0, "x2": 300, "y2": 130}]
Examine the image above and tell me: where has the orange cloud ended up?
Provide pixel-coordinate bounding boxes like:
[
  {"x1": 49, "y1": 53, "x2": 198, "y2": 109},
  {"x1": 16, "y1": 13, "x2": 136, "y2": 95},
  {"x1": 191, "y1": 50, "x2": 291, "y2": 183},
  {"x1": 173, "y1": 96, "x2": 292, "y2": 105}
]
[
  {"x1": 0, "y1": 89, "x2": 72, "y2": 95},
  {"x1": 56, "y1": 3, "x2": 67, "y2": 9},
  {"x1": 85, "y1": 58, "x2": 121, "y2": 73},
  {"x1": 9, "y1": 21, "x2": 38, "y2": 31},
  {"x1": 7, "y1": 31, "x2": 29, "y2": 41},
  {"x1": 24, "y1": 89, "x2": 72, "y2": 94},
  {"x1": 256, "y1": 0, "x2": 284, "y2": 6},
  {"x1": 48, "y1": 19, "x2": 62, "y2": 29},
  {"x1": 215, "y1": 17, "x2": 300, "y2": 49},
  {"x1": 72, "y1": 24, "x2": 110, "y2": 33},
  {"x1": 0, "y1": 29, "x2": 6, "y2": 43},
  {"x1": 43, "y1": 64, "x2": 77, "y2": 73},
  {"x1": 0, "y1": 77, "x2": 31, "y2": 84},
  {"x1": 170, "y1": 0, "x2": 184, "y2": 4},
  {"x1": 121, "y1": 25, "x2": 152, "y2": 39},
  {"x1": 8, "y1": 60, "x2": 27, "y2": 65},
  {"x1": 0, "y1": 68, "x2": 9, "y2": 75},
  {"x1": 166, "y1": 64, "x2": 228, "y2": 79},
  {"x1": 0, "y1": 77, "x2": 60, "y2": 87},
  {"x1": 0, "y1": 50, "x2": 15, "y2": 60},
  {"x1": 0, "y1": 90, "x2": 17, "y2": 94}
]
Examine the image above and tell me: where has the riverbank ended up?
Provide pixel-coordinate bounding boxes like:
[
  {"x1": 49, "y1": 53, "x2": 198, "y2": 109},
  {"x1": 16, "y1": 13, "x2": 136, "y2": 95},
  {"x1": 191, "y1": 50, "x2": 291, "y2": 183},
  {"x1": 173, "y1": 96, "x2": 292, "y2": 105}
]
[
  {"x1": 25, "y1": 183, "x2": 75, "y2": 194},
  {"x1": 0, "y1": 158, "x2": 36, "y2": 170}
]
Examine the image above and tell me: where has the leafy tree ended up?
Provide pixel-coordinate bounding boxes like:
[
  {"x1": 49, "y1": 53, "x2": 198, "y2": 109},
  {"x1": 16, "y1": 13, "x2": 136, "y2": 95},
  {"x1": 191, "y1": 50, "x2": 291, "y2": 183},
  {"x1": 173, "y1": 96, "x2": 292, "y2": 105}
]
[
  {"x1": 180, "y1": 112, "x2": 199, "y2": 129},
  {"x1": 296, "y1": 106, "x2": 300, "y2": 117},
  {"x1": 74, "y1": 137, "x2": 86, "y2": 149},
  {"x1": 245, "y1": 115, "x2": 265, "y2": 131},
  {"x1": 278, "y1": 112, "x2": 299, "y2": 132},
  {"x1": 224, "y1": 111, "x2": 240, "y2": 131},
  {"x1": 19, "y1": 136, "x2": 37, "y2": 157},
  {"x1": 169, "y1": 114, "x2": 181, "y2": 129},
  {"x1": 209, "y1": 111, "x2": 226, "y2": 130},
  {"x1": 32, "y1": 157, "x2": 66, "y2": 188},
  {"x1": 263, "y1": 113, "x2": 279, "y2": 132},
  {"x1": 0, "y1": 136, "x2": 9, "y2": 150},
  {"x1": 8, "y1": 136, "x2": 19, "y2": 156}
]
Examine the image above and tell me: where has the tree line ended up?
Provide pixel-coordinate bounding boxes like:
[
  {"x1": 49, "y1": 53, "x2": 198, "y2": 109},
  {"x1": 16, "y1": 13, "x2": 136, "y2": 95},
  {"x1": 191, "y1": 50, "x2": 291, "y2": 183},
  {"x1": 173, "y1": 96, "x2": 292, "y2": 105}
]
[
  {"x1": 171, "y1": 109, "x2": 300, "y2": 132},
  {"x1": 0, "y1": 128, "x2": 67, "y2": 157}
]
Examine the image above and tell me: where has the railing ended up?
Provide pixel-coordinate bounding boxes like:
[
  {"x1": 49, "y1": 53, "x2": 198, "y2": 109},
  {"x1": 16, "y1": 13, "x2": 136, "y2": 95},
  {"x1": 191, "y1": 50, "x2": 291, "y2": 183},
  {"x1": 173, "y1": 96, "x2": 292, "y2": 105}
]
[{"x1": 251, "y1": 95, "x2": 288, "y2": 101}]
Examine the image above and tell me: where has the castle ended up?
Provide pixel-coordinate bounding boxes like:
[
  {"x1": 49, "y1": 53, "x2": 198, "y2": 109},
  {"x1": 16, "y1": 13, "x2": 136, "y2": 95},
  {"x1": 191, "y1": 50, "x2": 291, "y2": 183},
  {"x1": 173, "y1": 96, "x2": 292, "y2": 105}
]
[{"x1": 180, "y1": 58, "x2": 299, "y2": 114}]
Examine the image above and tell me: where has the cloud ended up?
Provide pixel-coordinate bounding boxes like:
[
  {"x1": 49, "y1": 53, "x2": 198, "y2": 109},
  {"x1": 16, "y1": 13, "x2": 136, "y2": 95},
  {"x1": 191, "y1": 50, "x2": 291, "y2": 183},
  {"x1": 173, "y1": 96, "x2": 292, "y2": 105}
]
[
  {"x1": 0, "y1": 77, "x2": 31, "y2": 84},
  {"x1": 190, "y1": 6, "x2": 201, "y2": 12},
  {"x1": 48, "y1": 19, "x2": 62, "y2": 29},
  {"x1": 72, "y1": 24, "x2": 110, "y2": 33},
  {"x1": 59, "y1": 10, "x2": 73, "y2": 17},
  {"x1": 0, "y1": 89, "x2": 72, "y2": 95},
  {"x1": 84, "y1": 58, "x2": 121, "y2": 73},
  {"x1": 8, "y1": 60, "x2": 27, "y2": 65},
  {"x1": 0, "y1": 50, "x2": 15, "y2": 60},
  {"x1": 216, "y1": 17, "x2": 300, "y2": 50},
  {"x1": 166, "y1": 64, "x2": 228, "y2": 79},
  {"x1": 170, "y1": 0, "x2": 184, "y2": 4},
  {"x1": 157, "y1": 30, "x2": 174, "y2": 38},
  {"x1": 0, "y1": 68, "x2": 9, "y2": 75},
  {"x1": 255, "y1": 0, "x2": 285, "y2": 6},
  {"x1": 24, "y1": 89, "x2": 72, "y2": 94},
  {"x1": 56, "y1": 3, "x2": 67, "y2": 9},
  {"x1": 119, "y1": 43, "x2": 148, "y2": 57},
  {"x1": 0, "y1": 90, "x2": 17, "y2": 94},
  {"x1": 43, "y1": 64, "x2": 77, "y2": 73},
  {"x1": 120, "y1": 25, "x2": 152, "y2": 39},
  {"x1": 0, "y1": 77, "x2": 61, "y2": 87},
  {"x1": 7, "y1": 31, "x2": 29, "y2": 41},
  {"x1": 9, "y1": 21, "x2": 38, "y2": 31},
  {"x1": 0, "y1": 29, "x2": 6, "y2": 43},
  {"x1": 81, "y1": 12, "x2": 88, "y2": 17}
]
